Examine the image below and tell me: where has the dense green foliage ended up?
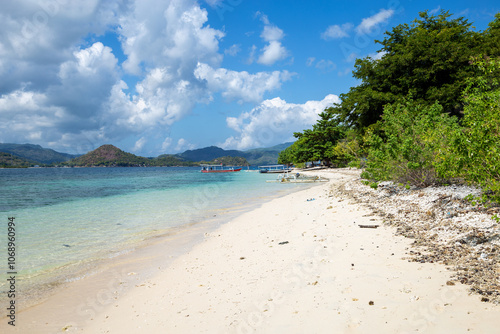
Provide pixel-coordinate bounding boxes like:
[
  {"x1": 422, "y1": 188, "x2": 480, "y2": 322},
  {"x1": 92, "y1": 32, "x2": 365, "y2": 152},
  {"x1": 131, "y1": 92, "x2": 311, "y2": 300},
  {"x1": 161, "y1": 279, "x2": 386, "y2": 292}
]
[
  {"x1": 277, "y1": 144, "x2": 295, "y2": 165},
  {"x1": 453, "y1": 57, "x2": 500, "y2": 202},
  {"x1": 363, "y1": 99, "x2": 460, "y2": 186},
  {"x1": 278, "y1": 112, "x2": 346, "y2": 166},
  {"x1": 282, "y1": 10, "x2": 500, "y2": 204},
  {"x1": 361, "y1": 55, "x2": 500, "y2": 193},
  {"x1": 329, "y1": 130, "x2": 365, "y2": 167},
  {"x1": 331, "y1": 10, "x2": 491, "y2": 130},
  {"x1": 285, "y1": 10, "x2": 499, "y2": 168}
]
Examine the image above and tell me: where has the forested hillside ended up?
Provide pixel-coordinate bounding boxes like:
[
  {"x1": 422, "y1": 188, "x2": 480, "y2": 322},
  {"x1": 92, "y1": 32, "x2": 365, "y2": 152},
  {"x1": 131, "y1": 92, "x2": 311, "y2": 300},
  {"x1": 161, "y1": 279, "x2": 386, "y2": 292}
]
[
  {"x1": 0, "y1": 152, "x2": 33, "y2": 168},
  {"x1": 0, "y1": 143, "x2": 77, "y2": 164}
]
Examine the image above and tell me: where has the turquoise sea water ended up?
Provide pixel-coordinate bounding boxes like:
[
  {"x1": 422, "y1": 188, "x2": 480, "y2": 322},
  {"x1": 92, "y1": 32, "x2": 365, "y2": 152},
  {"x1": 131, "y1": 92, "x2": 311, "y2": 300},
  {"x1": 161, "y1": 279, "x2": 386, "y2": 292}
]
[{"x1": 0, "y1": 167, "x2": 308, "y2": 295}]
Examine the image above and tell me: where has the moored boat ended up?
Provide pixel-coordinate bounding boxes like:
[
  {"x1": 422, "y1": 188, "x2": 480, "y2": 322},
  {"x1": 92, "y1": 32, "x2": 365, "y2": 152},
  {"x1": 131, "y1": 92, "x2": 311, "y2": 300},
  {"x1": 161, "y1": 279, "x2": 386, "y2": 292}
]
[
  {"x1": 200, "y1": 164, "x2": 242, "y2": 173},
  {"x1": 258, "y1": 165, "x2": 292, "y2": 173}
]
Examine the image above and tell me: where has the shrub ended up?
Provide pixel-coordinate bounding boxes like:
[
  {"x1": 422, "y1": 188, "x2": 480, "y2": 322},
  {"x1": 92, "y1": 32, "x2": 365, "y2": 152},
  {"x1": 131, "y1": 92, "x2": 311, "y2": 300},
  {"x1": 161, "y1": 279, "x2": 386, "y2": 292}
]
[
  {"x1": 330, "y1": 130, "x2": 366, "y2": 167},
  {"x1": 456, "y1": 57, "x2": 500, "y2": 202},
  {"x1": 364, "y1": 98, "x2": 461, "y2": 186}
]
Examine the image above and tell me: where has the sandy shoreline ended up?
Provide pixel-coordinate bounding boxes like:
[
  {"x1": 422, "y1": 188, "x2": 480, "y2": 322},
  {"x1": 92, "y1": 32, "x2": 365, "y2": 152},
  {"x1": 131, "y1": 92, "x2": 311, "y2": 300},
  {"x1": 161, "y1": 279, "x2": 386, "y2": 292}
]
[{"x1": 3, "y1": 169, "x2": 500, "y2": 333}]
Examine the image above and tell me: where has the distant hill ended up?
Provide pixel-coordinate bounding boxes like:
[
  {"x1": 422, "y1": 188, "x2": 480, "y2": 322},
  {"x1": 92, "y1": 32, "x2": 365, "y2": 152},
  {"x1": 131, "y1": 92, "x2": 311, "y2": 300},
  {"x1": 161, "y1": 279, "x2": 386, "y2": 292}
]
[
  {"x1": 0, "y1": 143, "x2": 78, "y2": 164},
  {"x1": 66, "y1": 145, "x2": 250, "y2": 167},
  {"x1": 178, "y1": 146, "x2": 242, "y2": 162},
  {"x1": 66, "y1": 145, "x2": 199, "y2": 167},
  {"x1": 65, "y1": 145, "x2": 151, "y2": 167},
  {"x1": 155, "y1": 154, "x2": 197, "y2": 166},
  {"x1": 242, "y1": 142, "x2": 294, "y2": 165},
  {"x1": 0, "y1": 142, "x2": 292, "y2": 167},
  {"x1": 0, "y1": 152, "x2": 34, "y2": 168},
  {"x1": 177, "y1": 142, "x2": 293, "y2": 165},
  {"x1": 208, "y1": 156, "x2": 249, "y2": 166}
]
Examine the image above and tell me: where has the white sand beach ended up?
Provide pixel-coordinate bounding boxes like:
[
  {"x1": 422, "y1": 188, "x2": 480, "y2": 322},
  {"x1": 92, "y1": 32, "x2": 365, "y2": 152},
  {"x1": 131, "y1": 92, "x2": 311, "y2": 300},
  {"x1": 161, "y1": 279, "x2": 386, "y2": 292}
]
[{"x1": 3, "y1": 169, "x2": 500, "y2": 333}]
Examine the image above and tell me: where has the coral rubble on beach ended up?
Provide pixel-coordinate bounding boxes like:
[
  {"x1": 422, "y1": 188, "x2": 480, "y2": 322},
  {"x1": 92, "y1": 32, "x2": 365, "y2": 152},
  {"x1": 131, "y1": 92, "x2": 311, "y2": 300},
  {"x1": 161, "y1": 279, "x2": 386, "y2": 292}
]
[{"x1": 331, "y1": 171, "x2": 500, "y2": 304}]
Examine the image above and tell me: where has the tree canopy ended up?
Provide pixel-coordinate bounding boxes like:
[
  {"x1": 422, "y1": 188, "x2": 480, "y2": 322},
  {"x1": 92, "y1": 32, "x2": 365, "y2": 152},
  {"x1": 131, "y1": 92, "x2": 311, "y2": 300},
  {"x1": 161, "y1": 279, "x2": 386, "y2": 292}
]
[
  {"x1": 278, "y1": 110, "x2": 346, "y2": 165},
  {"x1": 329, "y1": 10, "x2": 498, "y2": 130},
  {"x1": 284, "y1": 10, "x2": 500, "y2": 169}
]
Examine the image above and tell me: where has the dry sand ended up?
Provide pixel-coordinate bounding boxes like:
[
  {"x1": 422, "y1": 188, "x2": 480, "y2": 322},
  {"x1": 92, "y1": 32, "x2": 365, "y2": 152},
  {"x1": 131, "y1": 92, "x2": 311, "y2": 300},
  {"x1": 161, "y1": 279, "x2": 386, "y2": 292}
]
[{"x1": 3, "y1": 169, "x2": 500, "y2": 333}]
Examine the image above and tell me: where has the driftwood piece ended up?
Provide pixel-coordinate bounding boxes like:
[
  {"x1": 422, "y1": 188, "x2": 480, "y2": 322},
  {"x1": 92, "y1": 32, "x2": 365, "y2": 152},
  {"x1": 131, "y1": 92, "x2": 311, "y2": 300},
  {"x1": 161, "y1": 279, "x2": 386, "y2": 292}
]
[{"x1": 358, "y1": 224, "x2": 379, "y2": 229}]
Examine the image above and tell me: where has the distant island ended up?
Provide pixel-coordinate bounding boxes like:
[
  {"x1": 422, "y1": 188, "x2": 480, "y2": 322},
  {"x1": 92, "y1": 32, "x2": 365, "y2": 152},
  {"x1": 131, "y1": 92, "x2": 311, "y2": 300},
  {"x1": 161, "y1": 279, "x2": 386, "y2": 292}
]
[
  {"x1": 0, "y1": 142, "x2": 292, "y2": 168},
  {"x1": 63, "y1": 145, "x2": 250, "y2": 167},
  {"x1": 178, "y1": 143, "x2": 292, "y2": 166}
]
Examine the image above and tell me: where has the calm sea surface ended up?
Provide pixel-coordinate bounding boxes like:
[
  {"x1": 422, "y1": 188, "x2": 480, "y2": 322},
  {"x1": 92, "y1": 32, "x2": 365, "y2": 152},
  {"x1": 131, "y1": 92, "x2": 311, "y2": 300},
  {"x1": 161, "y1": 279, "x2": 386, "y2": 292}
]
[{"x1": 0, "y1": 167, "x2": 308, "y2": 295}]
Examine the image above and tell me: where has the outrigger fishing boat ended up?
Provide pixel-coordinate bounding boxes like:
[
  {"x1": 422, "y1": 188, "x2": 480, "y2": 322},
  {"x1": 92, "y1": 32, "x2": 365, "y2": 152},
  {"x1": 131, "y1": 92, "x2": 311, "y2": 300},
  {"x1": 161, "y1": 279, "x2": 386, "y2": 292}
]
[
  {"x1": 258, "y1": 165, "x2": 292, "y2": 173},
  {"x1": 200, "y1": 164, "x2": 242, "y2": 173},
  {"x1": 266, "y1": 171, "x2": 328, "y2": 183}
]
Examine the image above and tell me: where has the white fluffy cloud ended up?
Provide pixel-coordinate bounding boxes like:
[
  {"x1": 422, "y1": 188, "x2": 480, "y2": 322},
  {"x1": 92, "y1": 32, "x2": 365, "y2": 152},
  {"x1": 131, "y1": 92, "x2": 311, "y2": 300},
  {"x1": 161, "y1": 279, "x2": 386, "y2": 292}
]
[
  {"x1": 221, "y1": 94, "x2": 340, "y2": 150},
  {"x1": 194, "y1": 63, "x2": 293, "y2": 103},
  {"x1": 0, "y1": 88, "x2": 100, "y2": 153},
  {"x1": 161, "y1": 137, "x2": 173, "y2": 151},
  {"x1": 119, "y1": 0, "x2": 224, "y2": 75},
  {"x1": 321, "y1": 23, "x2": 353, "y2": 40},
  {"x1": 50, "y1": 42, "x2": 119, "y2": 118},
  {"x1": 175, "y1": 138, "x2": 195, "y2": 151},
  {"x1": 256, "y1": 13, "x2": 289, "y2": 66},
  {"x1": 102, "y1": 0, "x2": 226, "y2": 134},
  {"x1": 0, "y1": 0, "x2": 301, "y2": 155},
  {"x1": 0, "y1": 1, "x2": 126, "y2": 152},
  {"x1": 133, "y1": 136, "x2": 147, "y2": 151},
  {"x1": 104, "y1": 1, "x2": 293, "y2": 151},
  {"x1": 356, "y1": 9, "x2": 394, "y2": 34},
  {"x1": 202, "y1": 0, "x2": 223, "y2": 7},
  {"x1": 0, "y1": 0, "x2": 228, "y2": 146},
  {"x1": 0, "y1": 90, "x2": 62, "y2": 137},
  {"x1": 261, "y1": 25, "x2": 284, "y2": 42},
  {"x1": 224, "y1": 44, "x2": 241, "y2": 56},
  {"x1": 258, "y1": 41, "x2": 288, "y2": 66},
  {"x1": 0, "y1": 0, "x2": 121, "y2": 93},
  {"x1": 306, "y1": 58, "x2": 337, "y2": 72},
  {"x1": 0, "y1": 41, "x2": 121, "y2": 151},
  {"x1": 322, "y1": 8, "x2": 394, "y2": 41}
]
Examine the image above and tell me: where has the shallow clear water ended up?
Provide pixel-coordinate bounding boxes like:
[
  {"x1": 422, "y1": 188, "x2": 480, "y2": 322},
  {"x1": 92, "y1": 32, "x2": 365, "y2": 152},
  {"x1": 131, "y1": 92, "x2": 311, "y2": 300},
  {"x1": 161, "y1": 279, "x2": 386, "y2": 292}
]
[{"x1": 0, "y1": 167, "x2": 307, "y2": 292}]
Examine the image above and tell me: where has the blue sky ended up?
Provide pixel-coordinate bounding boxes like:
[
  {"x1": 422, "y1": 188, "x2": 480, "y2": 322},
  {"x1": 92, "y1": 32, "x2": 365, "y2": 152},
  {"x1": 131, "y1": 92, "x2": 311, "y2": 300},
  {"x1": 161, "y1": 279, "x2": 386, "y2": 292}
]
[{"x1": 0, "y1": 0, "x2": 498, "y2": 156}]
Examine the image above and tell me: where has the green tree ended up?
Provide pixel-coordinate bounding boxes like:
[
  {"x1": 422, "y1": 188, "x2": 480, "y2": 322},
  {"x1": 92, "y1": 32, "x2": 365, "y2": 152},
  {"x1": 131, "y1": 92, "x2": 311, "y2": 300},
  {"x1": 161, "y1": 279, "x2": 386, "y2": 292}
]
[
  {"x1": 482, "y1": 13, "x2": 500, "y2": 57},
  {"x1": 329, "y1": 10, "x2": 485, "y2": 130},
  {"x1": 292, "y1": 110, "x2": 346, "y2": 166},
  {"x1": 277, "y1": 144, "x2": 296, "y2": 165},
  {"x1": 280, "y1": 10, "x2": 500, "y2": 176},
  {"x1": 330, "y1": 129, "x2": 365, "y2": 167}
]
